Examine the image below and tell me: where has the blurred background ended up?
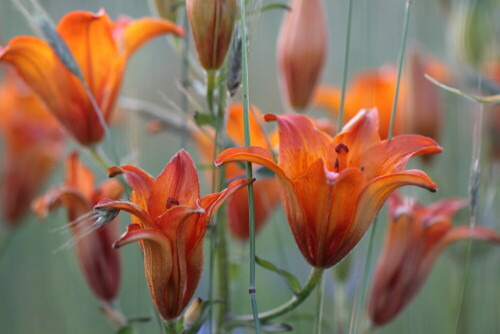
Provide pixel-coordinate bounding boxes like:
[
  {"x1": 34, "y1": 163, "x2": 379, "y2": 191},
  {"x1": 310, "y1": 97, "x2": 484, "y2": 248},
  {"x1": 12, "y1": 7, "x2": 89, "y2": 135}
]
[{"x1": 1, "y1": 0, "x2": 499, "y2": 333}]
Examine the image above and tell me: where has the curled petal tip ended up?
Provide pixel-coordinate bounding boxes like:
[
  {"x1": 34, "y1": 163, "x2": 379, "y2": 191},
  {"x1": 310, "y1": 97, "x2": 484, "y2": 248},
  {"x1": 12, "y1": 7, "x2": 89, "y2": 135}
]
[{"x1": 108, "y1": 166, "x2": 124, "y2": 178}]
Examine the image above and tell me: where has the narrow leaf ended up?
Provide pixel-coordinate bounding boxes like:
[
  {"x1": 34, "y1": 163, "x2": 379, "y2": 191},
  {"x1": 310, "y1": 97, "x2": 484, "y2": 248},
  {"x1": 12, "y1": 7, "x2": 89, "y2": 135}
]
[
  {"x1": 194, "y1": 112, "x2": 216, "y2": 127},
  {"x1": 116, "y1": 326, "x2": 134, "y2": 334},
  {"x1": 425, "y1": 74, "x2": 500, "y2": 105},
  {"x1": 255, "y1": 256, "x2": 302, "y2": 294}
]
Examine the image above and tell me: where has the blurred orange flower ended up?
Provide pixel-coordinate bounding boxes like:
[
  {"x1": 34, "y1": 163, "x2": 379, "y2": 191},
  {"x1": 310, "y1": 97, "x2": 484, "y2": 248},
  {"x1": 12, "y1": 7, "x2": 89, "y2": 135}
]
[
  {"x1": 277, "y1": 0, "x2": 327, "y2": 110},
  {"x1": 193, "y1": 103, "x2": 280, "y2": 240},
  {"x1": 32, "y1": 152, "x2": 123, "y2": 303},
  {"x1": 95, "y1": 150, "x2": 253, "y2": 320},
  {"x1": 0, "y1": 9, "x2": 184, "y2": 146},
  {"x1": 368, "y1": 193, "x2": 500, "y2": 326},
  {"x1": 0, "y1": 72, "x2": 63, "y2": 227},
  {"x1": 314, "y1": 55, "x2": 450, "y2": 140},
  {"x1": 216, "y1": 109, "x2": 442, "y2": 268}
]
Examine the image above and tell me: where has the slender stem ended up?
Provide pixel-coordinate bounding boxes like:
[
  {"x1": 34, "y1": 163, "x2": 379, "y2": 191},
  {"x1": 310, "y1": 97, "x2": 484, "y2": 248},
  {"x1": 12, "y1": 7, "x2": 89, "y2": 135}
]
[
  {"x1": 314, "y1": 271, "x2": 326, "y2": 334},
  {"x1": 238, "y1": 0, "x2": 261, "y2": 332},
  {"x1": 88, "y1": 145, "x2": 111, "y2": 171},
  {"x1": 165, "y1": 320, "x2": 178, "y2": 334},
  {"x1": 215, "y1": 65, "x2": 230, "y2": 330},
  {"x1": 206, "y1": 70, "x2": 216, "y2": 116},
  {"x1": 337, "y1": 0, "x2": 354, "y2": 132},
  {"x1": 180, "y1": 8, "x2": 191, "y2": 147},
  {"x1": 388, "y1": 0, "x2": 412, "y2": 140},
  {"x1": 453, "y1": 239, "x2": 472, "y2": 333},
  {"x1": 230, "y1": 267, "x2": 324, "y2": 323}
]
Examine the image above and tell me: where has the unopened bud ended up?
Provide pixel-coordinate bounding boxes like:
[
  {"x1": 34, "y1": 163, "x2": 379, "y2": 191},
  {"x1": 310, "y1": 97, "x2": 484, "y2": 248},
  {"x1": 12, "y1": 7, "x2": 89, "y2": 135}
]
[
  {"x1": 186, "y1": 0, "x2": 237, "y2": 70},
  {"x1": 183, "y1": 298, "x2": 203, "y2": 330},
  {"x1": 277, "y1": 0, "x2": 328, "y2": 111}
]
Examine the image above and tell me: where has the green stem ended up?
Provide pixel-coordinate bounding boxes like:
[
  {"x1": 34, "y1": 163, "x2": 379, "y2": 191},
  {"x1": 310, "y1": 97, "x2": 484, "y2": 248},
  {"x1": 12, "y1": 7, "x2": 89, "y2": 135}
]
[
  {"x1": 314, "y1": 271, "x2": 326, "y2": 334},
  {"x1": 206, "y1": 70, "x2": 216, "y2": 116},
  {"x1": 215, "y1": 65, "x2": 230, "y2": 330},
  {"x1": 238, "y1": 0, "x2": 261, "y2": 332},
  {"x1": 180, "y1": 7, "x2": 190, "y2": 147},
  {"x1": 388, "y1": 0, "x2": 411, "y2": 140},
  {"x1": 165, "y1": 320, "x2": 178, "y2": 334},
  {"x1": 230, "y1": 267, "x2": 324, "y2": 323},
  {"x1": 337, "y1": 0, "x2": 354, "y2": 132},
  {"x1": 89, "y1": 145, "x2": 111, "y2": 172}
]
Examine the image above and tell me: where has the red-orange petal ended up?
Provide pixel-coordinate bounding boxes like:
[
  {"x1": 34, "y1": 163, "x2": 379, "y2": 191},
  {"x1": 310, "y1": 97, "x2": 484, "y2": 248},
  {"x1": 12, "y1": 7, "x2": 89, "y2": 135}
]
[
  {"x1": 265, "y1": 113, "x2": 331, "y2": 179},
  {"x1": 95, "y1": 199, "x2": 156, "y2": 228},
  {"x1": 108, "y1": 165, "x2": 155, "y2": 209},
  {"x1": 66, "y1": 152, "x2": 95, "y2": 199},
  {"x1": 149, "y1": 150, "x2": 200, "y2": 219},
  {"x1": 122, "y1": 17, "x2": 184, "y2": 56}
]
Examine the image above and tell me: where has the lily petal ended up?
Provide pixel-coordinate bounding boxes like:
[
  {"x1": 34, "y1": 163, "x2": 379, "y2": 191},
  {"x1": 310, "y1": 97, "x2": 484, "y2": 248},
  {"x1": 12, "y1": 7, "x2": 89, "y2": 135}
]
[
  {"x1": 66, "y1": 152, "x2": 95, "y2": 199},
  {"x1": 95, "y1": 199, "x2": 156, "y2": 228},
  {"x1": 149, "y1": 150, "x2": 200, "y2": 218},
  {"x1": 109, "y1": 165, "x2": 155, "y2": 209},
  {"x1": 264, "y1": 113, "x2": 331, "y2": 179},
  {"x1": 113, "y1": 224, "x2": 174, "y2": 319},
  {"x1": 122, "y1": 17, "x2": 184, "y2": 57},
  {"x1": 344, "y1": 170, "x2": 437, "y2": 263}
]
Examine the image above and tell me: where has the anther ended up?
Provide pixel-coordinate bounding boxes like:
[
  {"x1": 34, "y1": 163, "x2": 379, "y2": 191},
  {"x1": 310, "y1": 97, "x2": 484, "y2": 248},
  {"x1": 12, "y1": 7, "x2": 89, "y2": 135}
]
[
  {"x1": 166, "y1": 197, "x2": 180, "y2": 209},
  {"x1": 335, "y1": 143, "x2": 349, "y2": 154}
]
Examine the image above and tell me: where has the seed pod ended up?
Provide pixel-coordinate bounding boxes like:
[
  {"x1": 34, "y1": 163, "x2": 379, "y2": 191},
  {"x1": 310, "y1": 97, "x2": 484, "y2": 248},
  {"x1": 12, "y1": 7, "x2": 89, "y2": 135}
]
[
  {"x1": 227, "y1": 27, "x2": 242, "y2": 97},
  {"x1": 186, "y1": 0, "x2": 237, "y2": 70},
  {"x1": 277, "y1": 0, "x2": 328, "y2": 111}
]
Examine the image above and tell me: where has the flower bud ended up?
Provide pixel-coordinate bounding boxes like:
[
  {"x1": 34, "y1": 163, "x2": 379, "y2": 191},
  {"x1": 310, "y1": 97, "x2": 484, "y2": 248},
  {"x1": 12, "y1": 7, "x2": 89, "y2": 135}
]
[
  {"x1": 277, "y1": 0, "x2": 328, "y2": 111},
  {"x1": 183, "y1": 298, "x2": 203, "y2": 330},
  {"x1": 186, "y1": 0, "x2": 237, "y2": 70}
]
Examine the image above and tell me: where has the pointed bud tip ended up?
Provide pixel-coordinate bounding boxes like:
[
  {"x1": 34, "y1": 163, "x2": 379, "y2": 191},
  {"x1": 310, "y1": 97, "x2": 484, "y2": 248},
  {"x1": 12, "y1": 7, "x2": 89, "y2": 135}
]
[{"x1": 108, "y1": 166, "x2": 124, "y2": 178}]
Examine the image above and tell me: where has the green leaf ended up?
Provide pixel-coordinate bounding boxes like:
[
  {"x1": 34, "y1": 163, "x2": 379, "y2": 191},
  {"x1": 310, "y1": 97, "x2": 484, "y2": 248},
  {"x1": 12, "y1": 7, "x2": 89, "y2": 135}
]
[
  {"x1": 260, "y1": 3, "x2": 291, "y2": 13},
  {"x1": 194, "y1": 112, "x2": 216, "y2": 127},
  {"x1": 425, "y1": 74, "x2": 500, "y2": 105},
  {"x1": 115, "y1": 326, "x2": 134, "y2": 334},
  {"x1": 255, "y1": 256, "x2": 302, "y2": 294}
]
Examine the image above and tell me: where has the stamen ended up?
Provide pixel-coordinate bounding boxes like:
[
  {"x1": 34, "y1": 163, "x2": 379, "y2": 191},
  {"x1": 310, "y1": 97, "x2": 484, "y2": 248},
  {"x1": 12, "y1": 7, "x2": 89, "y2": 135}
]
[
  {"x1": 166, "y1": 197, "x2": 180, "y2": 209},
  {"x1": 335, "y1": 143, "x2": 349, "y2": 154}
]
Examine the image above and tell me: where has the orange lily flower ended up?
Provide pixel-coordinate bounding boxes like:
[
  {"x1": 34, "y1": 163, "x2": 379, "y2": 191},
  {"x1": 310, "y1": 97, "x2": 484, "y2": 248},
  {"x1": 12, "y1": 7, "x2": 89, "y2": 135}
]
[
  {"x1": 216, "y1": 109, "x2": 442, "y2": 268},
  {"x1": 193, "y1": 103, "x2": 280, "y2": 240},
  {"x1": 32, "y1": 152, "x2": 123, "y2": 303},
  {"x1": 0, "y1": 9, "x2": 184, "y2": 146},
  {"x1": 313, "y1": 66, "x2": 404, "y2": 137},
  {"x1": 313, "y1": 57, "x2": 450, "y2": 140},
  {"x1": 368, "y1": 193, "x2": 500, "y2": 326},
  {"x1": 0, "y1": 72, "x2": 63, "y2": 227},
  {"x1": 94, "y1": 150, "x2": 253, "y2": 320}
]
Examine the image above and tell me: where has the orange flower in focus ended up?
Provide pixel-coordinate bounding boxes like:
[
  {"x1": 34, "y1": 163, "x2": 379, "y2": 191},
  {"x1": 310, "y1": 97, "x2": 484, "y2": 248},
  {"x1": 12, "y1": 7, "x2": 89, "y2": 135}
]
[
  {"x1": 368, "y1": 193, "x2": 500, "y2": 326},
  {"x1": 216, "y1": 109, "x2": 442, "y2": 268},
  {"x1": 277, "y1": 0, "x2": 327, "y2": 110},
  {"x1": 0, "y1": 9, "x2": 184, "y2": 146},
  {"x1": 0, "y1": 73, "x2": 63, "y2": 227},
  {"x1": 193, "y1": 103, "x2": 280, "y2": 240},
  {"x1": 94, "y1": 150, "x2": 253, "y2": 320},
  {"x1": 32, "y1": 152, "x2": 123, "y2": 303}
]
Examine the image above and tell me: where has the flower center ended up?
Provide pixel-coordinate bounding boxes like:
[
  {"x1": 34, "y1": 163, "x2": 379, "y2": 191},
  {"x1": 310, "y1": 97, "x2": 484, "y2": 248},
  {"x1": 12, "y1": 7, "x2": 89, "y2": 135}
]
[
  {"x1": 166, "y1": 197, "x2": 180, "y2": 209},
  {"x1": 334, "y1": 143, "x2": 349, "y2": 172}
]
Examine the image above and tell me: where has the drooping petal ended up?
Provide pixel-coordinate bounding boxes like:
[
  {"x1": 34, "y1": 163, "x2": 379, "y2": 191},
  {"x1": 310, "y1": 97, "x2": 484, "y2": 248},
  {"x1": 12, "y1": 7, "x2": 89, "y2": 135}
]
[
  {"x1": 32, "y1": 187, "x2": 91, "y2": 223},
  {"x1": 264, "y1": 113, "x2": 331, "y2": 179},
  {"x1": 359, "y1": 134, "x2": 443, "y2": 179},
  {"x1": 94, "y1": 199, "x2": 156, "y2": 228},
  {"x1": 93, "y1": 179, "x2": 124, "y2": 204},
  {"x1": 0, "y1": 36, "x2": 84, "y2": 140},
  {"x1": 113, "y1": 224, "x2": 174, "y2": 320},
  {"x1": 109, "y1": 165, "x2": 154, "y2": 209},
  {"x1": 149, "y1": 150, "x2": 200, "y2": 218},
  {"x1": 121, "y1": 17, "x2": 184, "y2": 57}
]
